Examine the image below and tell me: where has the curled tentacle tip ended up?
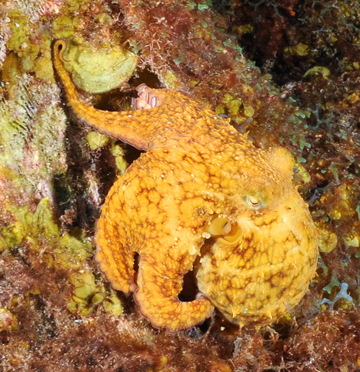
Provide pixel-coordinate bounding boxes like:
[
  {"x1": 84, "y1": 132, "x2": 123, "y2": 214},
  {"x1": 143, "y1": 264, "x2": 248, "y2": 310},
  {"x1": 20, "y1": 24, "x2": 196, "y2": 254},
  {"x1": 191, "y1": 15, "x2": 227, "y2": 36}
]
[{"x1": 53, "y1": 38, "x2": 70, "y2": 62}]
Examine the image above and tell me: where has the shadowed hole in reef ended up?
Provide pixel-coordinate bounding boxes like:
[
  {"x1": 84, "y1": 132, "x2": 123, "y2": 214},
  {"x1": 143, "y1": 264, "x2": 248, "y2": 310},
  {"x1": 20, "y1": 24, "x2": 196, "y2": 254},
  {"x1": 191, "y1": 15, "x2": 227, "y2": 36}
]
[
  {"x1": 117, "y1": 142, "x2": 144, "y2": 165},
  {"x1": 93, "y1": 67, "x2": 161, "y2": 113},
  {"x1": 0, "y1": 331, "x2": 10, "y2": 345},
  {"x1": 178, "y1": 270, "x2": 198, "y2": 302},
  {"x1": 128, "y1": 68, "x2": 162, "y2": 90},
  {"x1": 53, "y1": 173, "x2": 73, "y2": 213}
]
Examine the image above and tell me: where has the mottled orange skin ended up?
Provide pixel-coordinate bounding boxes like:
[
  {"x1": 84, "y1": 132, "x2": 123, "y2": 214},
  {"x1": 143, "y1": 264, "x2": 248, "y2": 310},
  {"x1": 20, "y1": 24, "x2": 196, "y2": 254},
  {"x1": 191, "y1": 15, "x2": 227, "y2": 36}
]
[{"x1": 52, "y1": 39, "x2": 318, "y2": 331}]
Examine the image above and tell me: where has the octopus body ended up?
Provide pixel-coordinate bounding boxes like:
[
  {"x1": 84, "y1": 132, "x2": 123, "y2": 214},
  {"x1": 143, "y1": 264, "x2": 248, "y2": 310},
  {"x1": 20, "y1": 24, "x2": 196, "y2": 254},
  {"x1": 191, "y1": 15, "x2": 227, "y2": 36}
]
[{"x1": 52, "y1": 39, "x2": 318, "y2": 331}]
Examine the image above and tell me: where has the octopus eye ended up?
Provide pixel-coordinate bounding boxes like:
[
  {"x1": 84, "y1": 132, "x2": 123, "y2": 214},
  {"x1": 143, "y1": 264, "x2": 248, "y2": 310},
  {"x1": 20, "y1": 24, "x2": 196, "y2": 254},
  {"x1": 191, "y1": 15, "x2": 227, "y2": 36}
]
[{"x1": 246, "y1": 196, "x2": 263, "y2": 210}]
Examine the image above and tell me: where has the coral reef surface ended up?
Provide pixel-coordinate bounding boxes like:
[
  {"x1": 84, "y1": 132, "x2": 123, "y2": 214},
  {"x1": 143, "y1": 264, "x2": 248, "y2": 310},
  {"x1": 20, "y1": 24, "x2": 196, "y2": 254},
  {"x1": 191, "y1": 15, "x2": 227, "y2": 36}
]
[{"x1": 1, "y1": 0, "x2": 360, "y2": 371}]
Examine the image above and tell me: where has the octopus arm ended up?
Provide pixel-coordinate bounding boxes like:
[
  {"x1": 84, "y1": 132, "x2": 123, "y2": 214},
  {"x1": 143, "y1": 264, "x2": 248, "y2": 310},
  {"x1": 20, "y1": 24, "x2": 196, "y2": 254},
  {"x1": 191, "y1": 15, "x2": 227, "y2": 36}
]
[{"x1": 52, "y1": 39, "x2": 208, "y2": 151}]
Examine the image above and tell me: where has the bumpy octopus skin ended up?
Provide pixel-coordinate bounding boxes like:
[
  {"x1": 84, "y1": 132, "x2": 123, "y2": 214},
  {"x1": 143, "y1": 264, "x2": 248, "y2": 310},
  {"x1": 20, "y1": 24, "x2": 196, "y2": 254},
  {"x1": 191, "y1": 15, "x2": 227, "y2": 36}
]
[{"x1": 52, "y1": 39, "x2": 318, "y2": 331}]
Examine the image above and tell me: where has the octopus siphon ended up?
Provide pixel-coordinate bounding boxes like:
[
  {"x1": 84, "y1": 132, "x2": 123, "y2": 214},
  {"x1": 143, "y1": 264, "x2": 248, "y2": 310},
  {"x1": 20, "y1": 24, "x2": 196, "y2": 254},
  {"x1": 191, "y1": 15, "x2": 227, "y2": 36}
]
[{"x1": 52, "y1": 39, "x2": 318, "y2": 331}]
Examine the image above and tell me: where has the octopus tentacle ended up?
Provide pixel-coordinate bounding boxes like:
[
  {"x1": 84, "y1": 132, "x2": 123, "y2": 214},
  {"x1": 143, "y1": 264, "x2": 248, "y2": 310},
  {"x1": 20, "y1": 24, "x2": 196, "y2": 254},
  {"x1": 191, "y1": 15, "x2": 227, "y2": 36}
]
[
  {"x1": 53, "y1": 39, "x2": 192, "y2": 150},
  {"x1": 135, "y1": 258, "x2": 213, "y2": 331}
]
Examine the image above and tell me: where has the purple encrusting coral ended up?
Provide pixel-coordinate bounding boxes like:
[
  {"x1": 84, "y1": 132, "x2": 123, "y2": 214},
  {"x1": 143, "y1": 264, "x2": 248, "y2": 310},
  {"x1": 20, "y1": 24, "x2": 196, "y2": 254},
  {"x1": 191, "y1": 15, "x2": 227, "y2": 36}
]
[{"x1": 1, "y1": 0, "x2": 360, "y2": 371}]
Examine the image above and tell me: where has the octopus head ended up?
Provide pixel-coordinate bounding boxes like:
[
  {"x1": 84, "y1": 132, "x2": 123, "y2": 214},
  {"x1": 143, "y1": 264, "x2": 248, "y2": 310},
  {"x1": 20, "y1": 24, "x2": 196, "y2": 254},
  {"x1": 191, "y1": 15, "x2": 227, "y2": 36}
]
[{"x1": 196, "y1": 147, "x2": 318, "y2": 327}]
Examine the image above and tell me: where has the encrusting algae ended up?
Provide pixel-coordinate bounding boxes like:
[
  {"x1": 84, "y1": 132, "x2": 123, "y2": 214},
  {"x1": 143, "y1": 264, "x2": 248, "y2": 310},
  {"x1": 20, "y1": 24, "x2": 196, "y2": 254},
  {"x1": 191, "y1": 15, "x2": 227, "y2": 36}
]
[{"x1": 52, "y1": 38, "x2": 318, "y2": 331}]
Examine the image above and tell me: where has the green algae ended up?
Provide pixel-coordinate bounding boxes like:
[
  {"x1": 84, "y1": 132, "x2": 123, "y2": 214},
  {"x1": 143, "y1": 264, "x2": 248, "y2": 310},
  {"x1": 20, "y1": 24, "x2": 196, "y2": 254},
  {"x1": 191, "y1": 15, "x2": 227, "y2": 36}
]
[
  {"x1": 3, "y1": 16, "x2": 52, "y2": 83},
  {"x1": 2, "y1": 52, "x2": 22, "y2": 85},
  {"x1": 86, "y1": 131, "x2": 110, "y2": 151},
  {"x1": 0, "y1": 202, "x2": 38, "y2": 253},
  {"x1": 6, "y1": 10, "x2": 32, "y2": 56},
  {"x1": 285, "y1": 43, "x2": 310, "y2": 57},
  {"x1": 317, "y1": 227, "x2": 338, "y2": 253},
  {"x1": 85, "y1": 133, "x2": 128, "y2": 173},
  {"x1": 56, "y1": 231, "x2": 94, "y2": 269},
  {"x1": 289, "y1": 134, "x2": 311, "y2": 151},
  {"x1": 0, "y1": 194, "x2": 93, "y2": 274},
  {"x1": 69, "y1": 271, "x2": 105, "y2": 316},
  {"x1": 69, "y1": 272, "x2": 123, "y2": 316},
  {"x1": 243, "y1": 104, "x2": 255, "y2": 118},
  {"x1": 3, "y1": 11, "x2": 34, "y2": 86},
  {"x1": 52, "y1": 16, "x2": 75, "y2": 39},
  {"x1": 216, "y1": 93, "x2": 243, "y2": 118},
  {"x1": 103, "y1": 290, "x2": 123, "y2": 316},
  {"x1": 0, "y1": 197, "x2": 91, "y2": 261},
  {"x1": 304, "y1": 66, "x2": 331, "y2": 79},
  {"x1": 58, "y1": 40, "x2": 138, "y2": 93},
  {"x1": 344, "y1": 235, "x2": 359, "y2": 249},
  {"x1": 0, "y1": 73, "x2": 67, "y2": 194},
  {"x1": 0, "y1": 195, "x2": 122, "y2": 317},
  {"x1": 294, "y1": 163, "x2": 311, "y2": 183},
  {"x1": 161, "y1": 70, "x2": 182, "y2": 89},
  {"x1": 4, "y1": 9, "x2": 48, "y2": 82},
  {"x1": 110, "y1": 141, "x2": 128, "y2": 174}
]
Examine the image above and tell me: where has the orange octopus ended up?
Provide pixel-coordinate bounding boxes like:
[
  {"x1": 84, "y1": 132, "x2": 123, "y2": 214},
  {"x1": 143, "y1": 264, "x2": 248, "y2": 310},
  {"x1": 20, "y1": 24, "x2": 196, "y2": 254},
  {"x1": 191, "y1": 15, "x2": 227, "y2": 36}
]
[{"x1": 52, "y1": 39, "x2": 318, "y2": 331}]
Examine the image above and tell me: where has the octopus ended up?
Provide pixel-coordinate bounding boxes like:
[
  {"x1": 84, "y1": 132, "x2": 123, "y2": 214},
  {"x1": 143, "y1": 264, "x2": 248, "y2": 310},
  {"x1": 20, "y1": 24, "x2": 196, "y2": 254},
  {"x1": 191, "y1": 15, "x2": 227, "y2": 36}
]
[{"x1": 52, "y1": 39, "x2": 318, "y2": 331}]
